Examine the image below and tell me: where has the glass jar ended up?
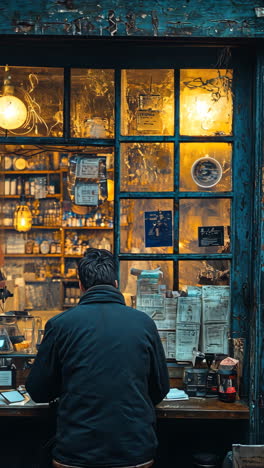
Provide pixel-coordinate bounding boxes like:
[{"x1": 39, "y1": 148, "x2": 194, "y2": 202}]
[{"x1": 217, "y1": 368, "x2": 237, "y2": 403}]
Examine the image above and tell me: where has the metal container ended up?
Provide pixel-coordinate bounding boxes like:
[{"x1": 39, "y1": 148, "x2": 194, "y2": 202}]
[
  {"x1": 184, "y1": 368, "x2": 208, "y2": 397},
  {"x1": 0, "y1": 314, "x2": 42, "y2": 353}
]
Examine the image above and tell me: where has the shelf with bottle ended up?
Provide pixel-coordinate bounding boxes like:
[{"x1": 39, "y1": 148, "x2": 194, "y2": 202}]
[
  {"x1": 62, "y1": 208, "x2": 113, "y2": 228},
  {"x1": 63, "y1": 283, "x2": 80, "y2": 307},
  {"x1": 0, "y1": 152, "x2": 68, "y2": 172},
  {"x1": 64, "y1": 229, "x2": 112, "y2": 256},
  {"x1": 3, "y1": 229, "x2": 62, "y2": 256},
  {"x1": 0, "y1": 199, "x2": 62, "y2": 228},
  {"x1": 2, "y1": 173, "x2": 61, "y2": 198}
]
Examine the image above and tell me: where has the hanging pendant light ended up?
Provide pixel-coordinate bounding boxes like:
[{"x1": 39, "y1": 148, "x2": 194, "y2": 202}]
[
  {"x1": 13, "y1": 195, "x2": 32, "y2": 232},
  {"x1": 0, "y1": 65, "x2": 27, "y2": 130}
]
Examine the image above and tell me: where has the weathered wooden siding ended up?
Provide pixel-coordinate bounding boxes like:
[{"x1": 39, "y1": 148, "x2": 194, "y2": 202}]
[{"x1": 0, "y1": 0, "x2": 263, "y2": 38}]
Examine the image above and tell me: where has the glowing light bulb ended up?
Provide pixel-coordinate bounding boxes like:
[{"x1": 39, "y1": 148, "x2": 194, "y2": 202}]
[
  {"x1": 13, "y1": 198, "x2": 32, "y2": 232},
  {"x1": 195, "y1": 99, "x2": 210, "y2": 119},
  {"x1": 0, "y1": 95, "x2": 27, "y2": 130}
]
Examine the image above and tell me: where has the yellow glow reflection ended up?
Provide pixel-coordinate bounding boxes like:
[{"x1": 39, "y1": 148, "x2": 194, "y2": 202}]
[
  {"x1": 121, "y1": 69, "x2": 174, "y2": 136},
  {"x1": 107, "y1": 179, "x2": 114, "y2": 202},
  {"x1": 180, "y1": 69, "x2": 233, "y2": 136}
]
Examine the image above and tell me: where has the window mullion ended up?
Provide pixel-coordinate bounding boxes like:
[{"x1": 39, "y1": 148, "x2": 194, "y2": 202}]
[{"x1": 114, "y1": 68, "x2": 121, "y2": 277}]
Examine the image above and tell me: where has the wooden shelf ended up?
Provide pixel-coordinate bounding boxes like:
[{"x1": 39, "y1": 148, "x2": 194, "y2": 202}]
[
  {"x1": 1, "y1": 225, "x2": 112, "y2": 229},
  {"x1": 62, "y1": 278, "x2": 79, "y2": 282},
  {"x1": 31, "y1": 225, "x2": 62, "y2": 229},
  {"x1": 63, "y1": 226, "x2": 113, "y2": 229},
  {"x1": 0, "y1": 170, "x2": 62, "y2": 175},
  {"x1": 5, "y1": 254, "x2": 62, "y2": 258},
  {"x1": 64, "y1": 255, "x2": 82, "y2": 258},
  {"x1": 0, "y1": 225, "x2": 61, "y2": 229},
  {"x1": 1, "y1": 194, "x2": 61, "y2": 198},
  {"x1": 25, "y1": 279, "x2": 62, "y2": 282}
]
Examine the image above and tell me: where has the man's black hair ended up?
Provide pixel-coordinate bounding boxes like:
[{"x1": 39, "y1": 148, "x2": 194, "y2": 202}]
[{"x1": 78, "y1": 248, "x2": 117, "y2": 291}]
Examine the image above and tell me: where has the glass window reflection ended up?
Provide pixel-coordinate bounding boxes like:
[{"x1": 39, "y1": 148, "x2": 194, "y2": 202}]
[
  {"x1": 121, "y1": 69, "x2": 174, "y2": 136},
  {"x1": 180, "y1": 69, "x2": 233, "y2": 136}
]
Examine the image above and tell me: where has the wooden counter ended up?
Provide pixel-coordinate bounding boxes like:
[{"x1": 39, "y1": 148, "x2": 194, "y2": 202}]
[
  {"x1": 156, "y1": 398, "x2": 249, "y2": 420},
  {"x1": 0, "y1": 397, "x2": 249, "y2": 420}
]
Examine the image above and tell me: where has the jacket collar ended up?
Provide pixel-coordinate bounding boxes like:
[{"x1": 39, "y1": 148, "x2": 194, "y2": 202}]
[{"x1": 79, "y1": 284, "x2": 126, "y2": 305}]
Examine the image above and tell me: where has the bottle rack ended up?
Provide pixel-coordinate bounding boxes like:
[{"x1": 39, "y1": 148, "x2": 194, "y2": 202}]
[{"x1": 0, "y1": 160, "x2": 114, "y2": 311}]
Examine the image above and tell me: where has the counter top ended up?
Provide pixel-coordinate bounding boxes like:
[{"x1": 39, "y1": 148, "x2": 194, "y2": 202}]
[
  {"x1": 156, "y1": 398, "x2": 249, "y2": 420},
  {"x1": 0, "y1": 397, "x2": 249, "y2": 420}
]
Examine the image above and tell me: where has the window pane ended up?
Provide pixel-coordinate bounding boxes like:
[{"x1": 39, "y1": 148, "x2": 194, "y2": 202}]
[
  {"x1": 179, "y1": 260, "x2": 230, "y2": 290},
  {"x1": 180, "y1": 142, "x2": 232, "y2": 192},
  {"x1": 179, "y1": 261, "x2": 230, "y2": 355},
  {"x1": 121, "y1": 142, "x2": 174, "y2": 192},
  {"x1": 120, "y1": 199, "x2": 173, "y2": 253},
  {"x1": 120, "y1": 260, "x2": 173, "y2": 306},
  {"x1": 0, "y1": 66, "x2": 64, "y2": 137},
  {"x1": 71, "y1": 69, "x2": 115, "y2": 138},
  {"x1": 179, "y1": 199, "x2": 231, "y2": 253},
  {"x1": 121, "y1": 69, "x2": 174, "y2": 136},
  {"x1": 120, "y1": 260, "x2": 175, "y2": 359},
  {"x1": 180, "y1": 69, "x2": 233, "y2": 136}
]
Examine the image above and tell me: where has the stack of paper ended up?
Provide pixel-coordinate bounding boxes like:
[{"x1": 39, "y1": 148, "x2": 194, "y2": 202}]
[{"x1": 165, "y1": 388, "x2": 189, "y2": 400}]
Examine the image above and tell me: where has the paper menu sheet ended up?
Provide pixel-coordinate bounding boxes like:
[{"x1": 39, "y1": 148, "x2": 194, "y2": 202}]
[{"x1": 159, "y1": 331, "x2": 176, "y2": 359}]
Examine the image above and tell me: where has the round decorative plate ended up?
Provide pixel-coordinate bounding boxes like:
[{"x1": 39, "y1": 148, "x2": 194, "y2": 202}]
[
  {"x1": 4, "y1": 156, "x2": 13, "y2": 170},
  {"x1": 191, "y1": 156, "x2": 222, "y2": 188},
  {"x1": 13, "y1": 157, "x2": 27, "y2": 170}
]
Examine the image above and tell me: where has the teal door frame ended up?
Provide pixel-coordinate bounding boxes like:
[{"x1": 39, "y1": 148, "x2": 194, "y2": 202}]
[
  {"x1": 0, "y1": 38, "x2": 261, "y2": 441},
  {"x1": 250, "y1": 47, "x2": 264, "y2": 444}
]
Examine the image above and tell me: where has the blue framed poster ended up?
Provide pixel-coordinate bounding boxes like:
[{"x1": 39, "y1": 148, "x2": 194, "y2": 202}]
[{"x1": 145, "y1": 210, "x2": 173, "y2": 248}]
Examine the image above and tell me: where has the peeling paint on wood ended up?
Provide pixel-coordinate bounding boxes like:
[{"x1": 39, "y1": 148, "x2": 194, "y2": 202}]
[{"x1": 0, "y1": 0, "x2": 263, "y2": 37}]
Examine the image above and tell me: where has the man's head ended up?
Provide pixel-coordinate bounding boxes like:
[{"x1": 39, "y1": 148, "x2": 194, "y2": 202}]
[{"x1": 78, "y1": 248, "x2": 117, "y2": 292}]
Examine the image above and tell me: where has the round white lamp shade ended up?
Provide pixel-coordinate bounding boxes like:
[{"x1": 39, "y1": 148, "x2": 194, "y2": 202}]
[{"x1": 0, "y1": 95, "x2": 27, "y2": 130}]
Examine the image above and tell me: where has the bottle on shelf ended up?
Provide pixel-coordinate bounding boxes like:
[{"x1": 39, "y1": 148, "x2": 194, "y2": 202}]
[{"x1": 17, "y1": 177, "x2": 23, "y2": 196}]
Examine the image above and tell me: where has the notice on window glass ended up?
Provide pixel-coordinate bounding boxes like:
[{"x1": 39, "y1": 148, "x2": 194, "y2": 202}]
[
  {"x1": 76, "y1": 157, "x2": 99, "y2": 179},
  {"x1": 198, "y1": 226, "x2": 224, "y2": 247},
  {"x1": 75, "y1": 183, "x2": 99, "y2": 205},
  {"x1": 145, "y1": 210, "x2": 173, "y2": 248},
  {"x1": 136, "y1": 110, "x2": 162, "y2": 133}
]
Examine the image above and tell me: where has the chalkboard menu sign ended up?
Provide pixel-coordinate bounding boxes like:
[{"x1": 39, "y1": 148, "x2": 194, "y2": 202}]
[{"x1": 198, "y1": 226, "x2": 224, "y2": 247}]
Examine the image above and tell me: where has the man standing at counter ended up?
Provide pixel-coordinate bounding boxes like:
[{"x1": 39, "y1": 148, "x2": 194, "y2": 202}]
[{"x1": 26, "y1": 248, "x2": 170, "y2": 468}]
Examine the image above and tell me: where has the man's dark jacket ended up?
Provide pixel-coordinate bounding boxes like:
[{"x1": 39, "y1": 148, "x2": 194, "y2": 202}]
[{"x1": 26, "y1": 285, "x2": 170, "y2": 468}]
